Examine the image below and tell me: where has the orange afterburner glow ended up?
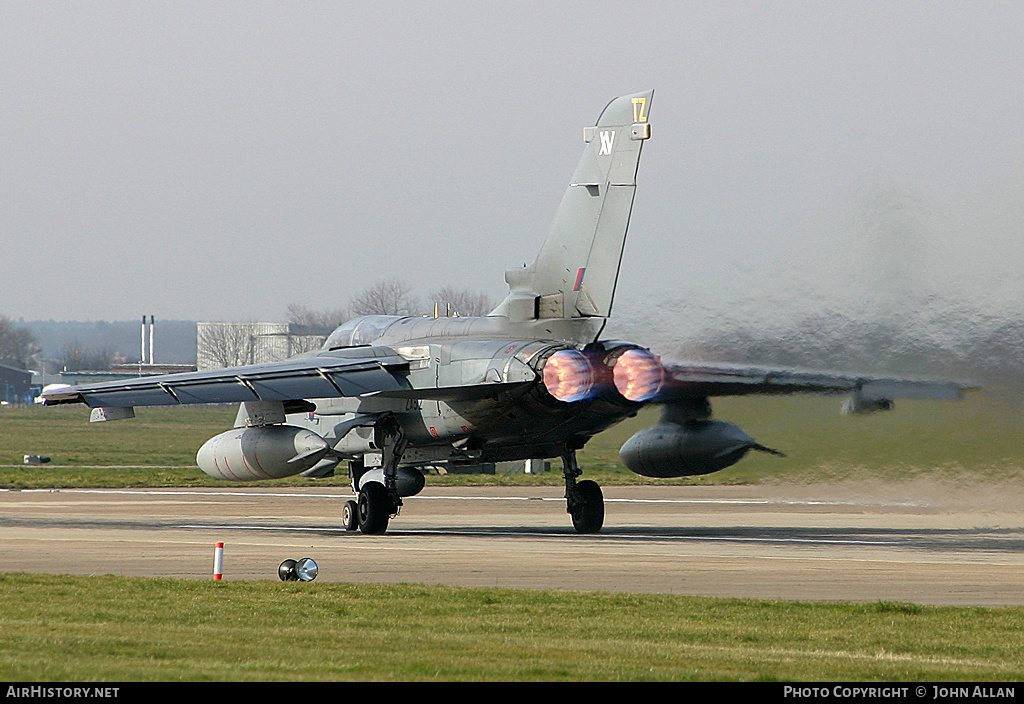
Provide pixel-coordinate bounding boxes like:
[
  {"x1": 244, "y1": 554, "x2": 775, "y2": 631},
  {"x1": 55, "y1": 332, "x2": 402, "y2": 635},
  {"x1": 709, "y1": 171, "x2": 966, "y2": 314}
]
[
  {"x1": 613, "y1": 348, "x2": 665, "y2": 401},
  {"x1": 542, "y1": 349, "x2": 595, "y2": 402}
]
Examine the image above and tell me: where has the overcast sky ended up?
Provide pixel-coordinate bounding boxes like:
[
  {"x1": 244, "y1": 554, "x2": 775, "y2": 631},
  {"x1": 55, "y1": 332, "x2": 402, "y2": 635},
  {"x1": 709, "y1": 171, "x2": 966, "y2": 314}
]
[{"x1": 2, "y1": 2, "x2": 1021, "y2": 330}]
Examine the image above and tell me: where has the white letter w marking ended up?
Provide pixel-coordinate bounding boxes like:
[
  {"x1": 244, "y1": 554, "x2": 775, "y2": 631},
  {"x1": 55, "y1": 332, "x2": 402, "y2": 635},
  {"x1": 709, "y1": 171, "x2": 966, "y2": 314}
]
[{"x1": 598, "y1": 130, "x2": 615, "y2": 155}]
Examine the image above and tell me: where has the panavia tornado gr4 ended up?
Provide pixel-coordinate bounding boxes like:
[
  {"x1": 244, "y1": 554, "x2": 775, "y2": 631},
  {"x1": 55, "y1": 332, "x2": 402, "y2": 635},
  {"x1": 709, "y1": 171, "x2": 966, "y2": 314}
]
[{"x1": 43, "y1": 90, "x2": 966, "y2": 534}]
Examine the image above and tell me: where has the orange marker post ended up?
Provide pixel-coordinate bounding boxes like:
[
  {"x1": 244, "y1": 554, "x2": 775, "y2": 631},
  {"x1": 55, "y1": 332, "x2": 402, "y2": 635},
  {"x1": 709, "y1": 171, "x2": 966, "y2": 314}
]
[{"x1": 213, "y1": 542, "x2": 224, "y2": 580}]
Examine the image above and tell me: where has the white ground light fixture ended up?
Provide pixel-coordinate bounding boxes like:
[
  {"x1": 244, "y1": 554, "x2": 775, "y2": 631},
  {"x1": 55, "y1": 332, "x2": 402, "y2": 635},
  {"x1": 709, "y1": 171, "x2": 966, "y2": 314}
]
[{"x1": 278, "y1": 557, "x2": 319, "y2": 582}]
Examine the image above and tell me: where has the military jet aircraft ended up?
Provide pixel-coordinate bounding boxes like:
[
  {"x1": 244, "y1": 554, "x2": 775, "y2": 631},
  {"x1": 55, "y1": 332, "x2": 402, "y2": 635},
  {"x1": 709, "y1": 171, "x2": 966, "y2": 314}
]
[{"x1": 43, "y1": 90, "x2": 966, "y2": 534}]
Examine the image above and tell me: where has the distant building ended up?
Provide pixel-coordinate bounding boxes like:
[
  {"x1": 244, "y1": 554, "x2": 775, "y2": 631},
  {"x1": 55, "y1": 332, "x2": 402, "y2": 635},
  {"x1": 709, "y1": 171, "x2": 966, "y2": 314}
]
[
  {"x1": 0, "y1": 364, "x2": 32, "y2": 404},
  {"x1": 196, "y1": 322, "x2": 327, "y2": 371}
]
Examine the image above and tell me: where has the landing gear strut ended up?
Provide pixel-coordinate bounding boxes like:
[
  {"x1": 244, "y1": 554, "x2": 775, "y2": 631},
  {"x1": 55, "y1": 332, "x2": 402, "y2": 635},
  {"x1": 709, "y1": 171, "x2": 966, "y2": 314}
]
[
  {"x1": 562, "y1": 449, "x2": 604, "y2": 533},
  {"x1": 347, "y1": 416, "x2": 406, "y2": 535}
]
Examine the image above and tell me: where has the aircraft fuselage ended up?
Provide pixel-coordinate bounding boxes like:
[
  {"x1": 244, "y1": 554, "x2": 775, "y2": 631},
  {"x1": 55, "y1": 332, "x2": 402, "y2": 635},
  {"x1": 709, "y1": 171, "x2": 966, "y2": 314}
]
[{"x1": 286, "y1": 314, "x2": 645, "y2": 467}]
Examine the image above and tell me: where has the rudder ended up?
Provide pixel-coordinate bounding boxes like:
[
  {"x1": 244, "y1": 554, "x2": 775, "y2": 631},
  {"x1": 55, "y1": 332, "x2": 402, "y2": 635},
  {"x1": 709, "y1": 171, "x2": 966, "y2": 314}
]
[{"x1": 496, "y1": 90, "x2": 653, "y2": 323}]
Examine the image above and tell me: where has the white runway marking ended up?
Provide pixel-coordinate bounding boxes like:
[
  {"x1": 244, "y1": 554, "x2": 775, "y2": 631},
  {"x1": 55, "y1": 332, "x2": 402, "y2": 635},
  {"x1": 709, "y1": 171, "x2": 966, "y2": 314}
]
[
  {"x1": 3, "y1": 487, "x2": 920, "y2": 508},
  {"x1": 174, "y1": 522, "x2": 899, "y2": 546}
]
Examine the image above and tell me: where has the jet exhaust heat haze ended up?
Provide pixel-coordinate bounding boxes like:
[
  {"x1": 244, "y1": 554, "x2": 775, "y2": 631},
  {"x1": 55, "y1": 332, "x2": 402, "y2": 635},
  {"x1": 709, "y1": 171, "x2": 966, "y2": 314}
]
[{"x1": 43, "y1": 91, "x2": 968, "y2": 534}]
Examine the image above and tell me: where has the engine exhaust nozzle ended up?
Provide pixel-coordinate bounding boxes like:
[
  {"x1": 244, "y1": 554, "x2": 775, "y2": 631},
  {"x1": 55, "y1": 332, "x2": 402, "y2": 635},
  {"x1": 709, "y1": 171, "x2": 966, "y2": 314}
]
[
  {"x1": 542, "y1": 348, "x2": 595, "y2": 402},
  {"x1": 612, "y1": 348, "x2": 665, "y2": 402}
]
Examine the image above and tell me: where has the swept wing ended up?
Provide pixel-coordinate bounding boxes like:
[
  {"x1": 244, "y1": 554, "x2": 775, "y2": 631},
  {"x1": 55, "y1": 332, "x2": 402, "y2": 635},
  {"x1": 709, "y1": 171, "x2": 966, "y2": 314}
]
[
  {"x1": 656, "y1": 359, "x2": 965, "y2": 409},
  {"x1": 42, "y1": 346, "x2": 412, "y2": 408}
]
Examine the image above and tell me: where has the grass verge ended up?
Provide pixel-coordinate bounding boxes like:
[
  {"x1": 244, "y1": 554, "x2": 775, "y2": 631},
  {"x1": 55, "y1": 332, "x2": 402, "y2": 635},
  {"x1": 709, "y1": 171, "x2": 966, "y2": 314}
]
[
  {"x1": 2, "y1": 395, "x2": 1022, "y2": 488},
  {"x1": 0, "y1": 574, "x2": 1022, "y2": 681}
]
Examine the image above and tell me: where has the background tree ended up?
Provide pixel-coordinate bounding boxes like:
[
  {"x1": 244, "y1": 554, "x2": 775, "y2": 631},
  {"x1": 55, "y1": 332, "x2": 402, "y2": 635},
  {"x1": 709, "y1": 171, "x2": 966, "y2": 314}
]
[
  {"x1": 429, "y1": 287, "x2": 495, "y2": 317},
  {"x1": 347, "y1": 278, "x2": 421, "y2": 316},
  {"x1": 285, "y1": 303, "x2": 349, "y2": 331},
  {"x1": 196, "y1": 322, "x2": 258, "y2": 369},
  {"x1": 58, "y1": 340, "x2": 115, "y2": 371},
  {"x1": 0, "y1": 315, "x2": 40, "y2": 369}
]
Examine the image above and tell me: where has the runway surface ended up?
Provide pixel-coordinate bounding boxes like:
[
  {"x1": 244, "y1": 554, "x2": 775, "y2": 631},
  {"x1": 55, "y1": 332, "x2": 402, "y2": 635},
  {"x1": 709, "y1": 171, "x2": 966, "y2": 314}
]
[{"x1": 2, "y1": 480, "x2": 1023, "y2": 606}]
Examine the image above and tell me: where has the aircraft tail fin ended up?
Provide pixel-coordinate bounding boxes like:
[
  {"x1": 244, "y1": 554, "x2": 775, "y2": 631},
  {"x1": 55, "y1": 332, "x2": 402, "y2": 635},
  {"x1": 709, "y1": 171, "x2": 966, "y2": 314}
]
[{"x1": 495, "y1": 90, "x2": 653, "y2": 323}]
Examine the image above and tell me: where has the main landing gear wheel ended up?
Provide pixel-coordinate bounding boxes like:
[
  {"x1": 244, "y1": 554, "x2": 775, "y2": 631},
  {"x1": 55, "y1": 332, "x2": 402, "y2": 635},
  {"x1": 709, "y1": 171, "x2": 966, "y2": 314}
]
[
  {"x1": 569, "y1": 479, "x2": 604, "y2": 534},
  {"x1": 342, "y1": 500, "x2": 359, "y2": 532},
  {"x1": 561, "y1": 448, "x2": 604, "y2": 533},
  {"x1": 357, "y1": 482, "x2": 392, "y2": 535}
]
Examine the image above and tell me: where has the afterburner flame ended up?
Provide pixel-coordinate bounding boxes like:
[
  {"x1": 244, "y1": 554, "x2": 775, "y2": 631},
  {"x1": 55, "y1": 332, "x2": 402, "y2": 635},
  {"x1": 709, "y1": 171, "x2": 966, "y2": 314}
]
[
  {"x1": 613, "y1": 348, "x2": 665, "y2": 402},
  {"x1": 542, "y1": 349, "x2": 595, "y2": 402}
]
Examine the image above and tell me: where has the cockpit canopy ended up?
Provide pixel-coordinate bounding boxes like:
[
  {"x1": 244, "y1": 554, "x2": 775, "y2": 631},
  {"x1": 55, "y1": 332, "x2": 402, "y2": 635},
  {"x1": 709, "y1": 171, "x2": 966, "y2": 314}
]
[{"x1": 324, "y1": 316, "x2": 403, "y2": 349}]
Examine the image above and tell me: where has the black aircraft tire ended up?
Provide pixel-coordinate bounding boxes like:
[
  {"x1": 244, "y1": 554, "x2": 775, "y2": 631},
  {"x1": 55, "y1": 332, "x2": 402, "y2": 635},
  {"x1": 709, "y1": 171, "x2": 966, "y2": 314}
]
[
  {"x1": 571, "y1": 479, "x2": 604, "y2": 533},
  {"x1": 342, "y1": 500, "x2": 359, "y2": 531},
  {"x1": 357, "y1": 482, "x2": 391, "y2": 535}
]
